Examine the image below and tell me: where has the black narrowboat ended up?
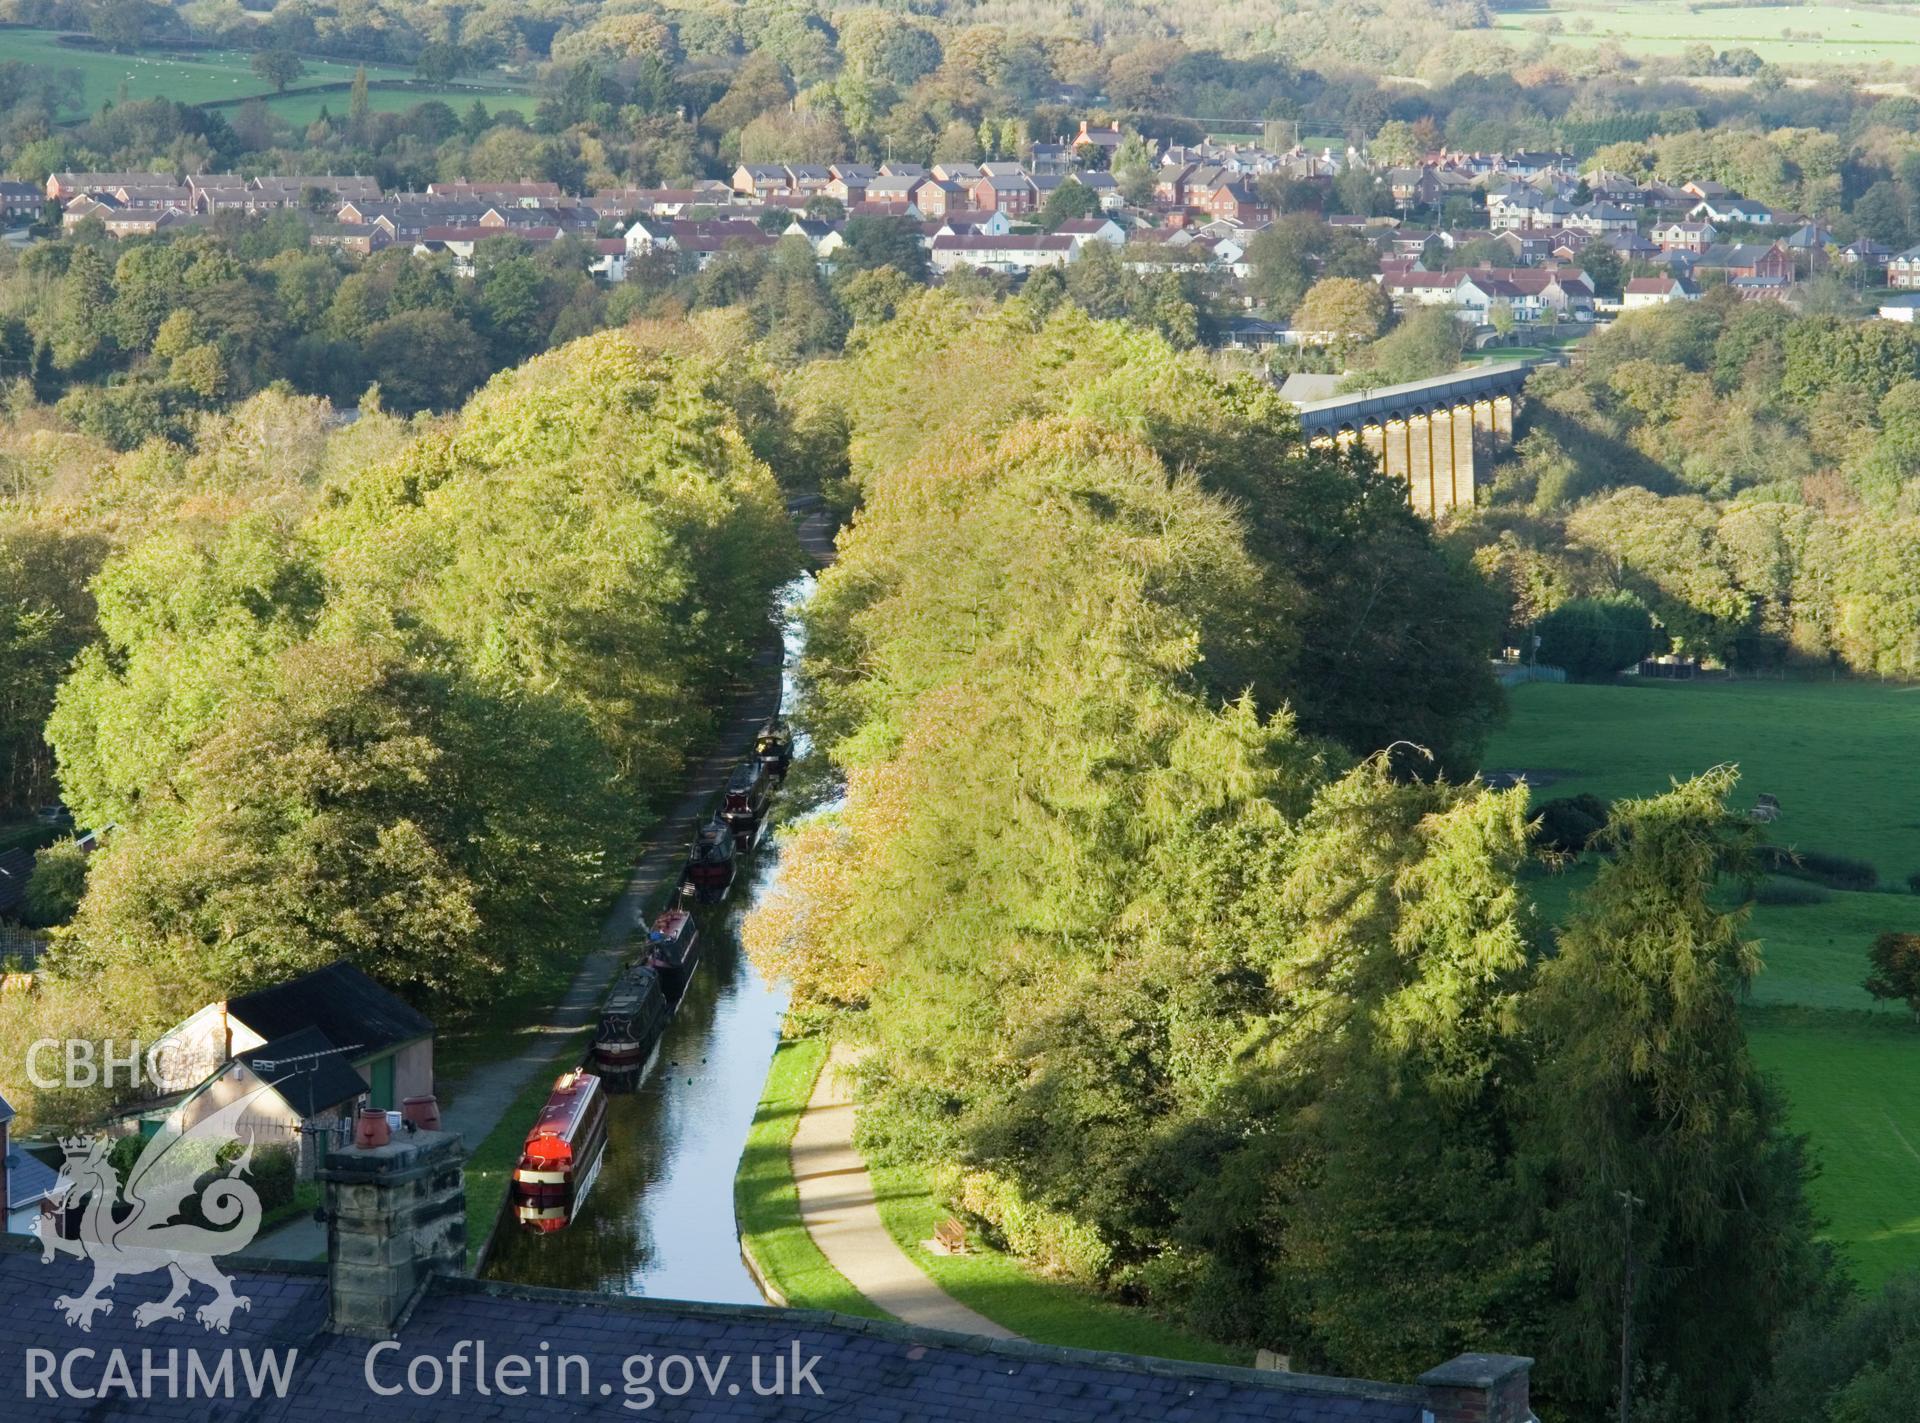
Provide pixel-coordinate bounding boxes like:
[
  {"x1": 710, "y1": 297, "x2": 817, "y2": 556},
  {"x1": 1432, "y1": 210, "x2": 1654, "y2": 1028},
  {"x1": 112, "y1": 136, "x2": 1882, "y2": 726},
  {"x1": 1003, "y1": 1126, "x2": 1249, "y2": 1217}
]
[
  {"x1": 682, "y1": 814, "x2": 737, "y2": 903},
  {"x1": 721, "y1": 759, "x2": 772, "y2": 851},
  {"x1": 755, "y1": 719, "x2": 794, "y2": 779},
  {"x1": 593, "y1": 961, "x2": 672, "y2": 1072}
]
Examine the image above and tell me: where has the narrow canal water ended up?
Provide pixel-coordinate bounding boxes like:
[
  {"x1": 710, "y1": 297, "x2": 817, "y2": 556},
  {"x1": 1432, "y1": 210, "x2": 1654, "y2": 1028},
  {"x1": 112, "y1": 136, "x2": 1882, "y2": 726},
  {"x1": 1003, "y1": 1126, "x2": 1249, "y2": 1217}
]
[{"x1": 482, "y1": 578, "x2": 815, "y2": 1304}]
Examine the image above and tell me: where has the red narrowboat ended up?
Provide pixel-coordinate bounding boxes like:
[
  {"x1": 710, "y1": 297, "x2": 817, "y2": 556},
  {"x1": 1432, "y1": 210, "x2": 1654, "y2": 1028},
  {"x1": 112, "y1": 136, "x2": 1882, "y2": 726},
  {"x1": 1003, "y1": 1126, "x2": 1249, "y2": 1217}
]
[
  {"x1": 722, "y1": 760, "x2": 772, "y2": 851},
  {"x1": 645, "y1": 907, "x2": 702, "y2": 1007},
  {"x1": 511, "y1": 1070, "x2": 609, "y2": 1233}
]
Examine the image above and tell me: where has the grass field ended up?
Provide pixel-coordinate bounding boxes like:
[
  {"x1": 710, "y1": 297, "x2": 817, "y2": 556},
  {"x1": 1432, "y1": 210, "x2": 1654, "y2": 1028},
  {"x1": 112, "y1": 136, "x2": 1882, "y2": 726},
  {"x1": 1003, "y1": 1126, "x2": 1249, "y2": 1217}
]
[
  {"x1": 0, "y1": 29, "x2": 413, "y2": 114},
  {"x1": 255, "y1": 85, "x2": 538, "y2": 128},
  {"x1": 1485, "y1": 1, "x2": 1920, "y2": 67},
  {"x1": 1491, "y1": 678, "x2": 1920, "y2": 1286},
  {"x1": 0, "y1": 28, "x2": 528, "y2": 124}
]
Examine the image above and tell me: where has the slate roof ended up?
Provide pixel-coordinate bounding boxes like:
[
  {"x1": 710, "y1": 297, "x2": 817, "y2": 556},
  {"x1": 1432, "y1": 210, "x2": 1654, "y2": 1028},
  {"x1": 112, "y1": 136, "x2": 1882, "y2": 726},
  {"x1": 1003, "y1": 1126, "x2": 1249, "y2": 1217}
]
[
  {"x1": 236, "y1": 1027, "x2": 371, "y2": 1119},
  {"x1": 0, "y1": 1243, "x2": 1429, "y2": 1421},
  {"x1": 227, "y1": 961, "x2": 432, "y2": 1061},
  {"x1": 6, "y1": 1144, "x2": 59, "y2": 1212}
]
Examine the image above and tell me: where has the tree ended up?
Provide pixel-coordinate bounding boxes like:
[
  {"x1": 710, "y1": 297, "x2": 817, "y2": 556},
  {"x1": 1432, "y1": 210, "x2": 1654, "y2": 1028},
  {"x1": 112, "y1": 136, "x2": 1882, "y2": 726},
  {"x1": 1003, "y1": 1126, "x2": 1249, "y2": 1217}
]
[
  {"x1": 1349, "y1": 308, "x2": 1467, "y2": 387},
  {"x1": 251, "y1": 49, "x2": 307, "y2": 96},
  {"x1": 1292, "y1": 276, "x2": 1389, "y2": 343},
  {"x1": 1038, "y1": 179, "x2": 1101, "y2": 231},
  {"x1": 1533, "y1": 595, "x2": 1659, "y2": 680},
  {"x1": 1865, "y1": 932, "x2": 1920, "y2": 1020},
  {"x1": 842, "y1": 215, "x2": 929, "y2": 283},
  {"x1": 1524, "y1": 769, "x2": 1821, "y2": 1421}
]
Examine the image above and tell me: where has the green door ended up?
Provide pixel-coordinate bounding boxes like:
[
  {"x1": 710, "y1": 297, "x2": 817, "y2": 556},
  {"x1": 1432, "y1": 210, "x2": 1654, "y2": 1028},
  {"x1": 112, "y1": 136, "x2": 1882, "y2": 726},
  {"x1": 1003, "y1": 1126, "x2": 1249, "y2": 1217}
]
[{"x1": 369, "y1": 1056, "x2": 395, "y2": 1111}]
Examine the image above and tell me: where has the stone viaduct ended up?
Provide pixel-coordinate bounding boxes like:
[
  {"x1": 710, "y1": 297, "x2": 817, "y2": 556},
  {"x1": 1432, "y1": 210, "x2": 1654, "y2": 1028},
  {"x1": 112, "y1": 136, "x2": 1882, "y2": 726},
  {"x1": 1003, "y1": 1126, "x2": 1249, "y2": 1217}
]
[{"x1": 1287, "y1": 360, "x2": 1537, "y2": 517}]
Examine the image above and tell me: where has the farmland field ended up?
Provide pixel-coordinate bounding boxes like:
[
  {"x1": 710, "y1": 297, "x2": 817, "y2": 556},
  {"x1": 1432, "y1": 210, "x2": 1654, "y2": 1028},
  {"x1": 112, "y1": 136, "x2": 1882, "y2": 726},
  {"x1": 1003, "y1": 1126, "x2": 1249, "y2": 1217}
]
[
  {"x1": 0, "y1": 27, "x2": 527, "y2": 122},
  {"x1": 1490, "y1": 678, "x2": 1920, "y2": 1287},
  {"x1": 255, "y1": 86, "x2": 539, "y2": 128},
  {"x1": 1485, "y1": 1, "x2": 1920, "y2": 67}
]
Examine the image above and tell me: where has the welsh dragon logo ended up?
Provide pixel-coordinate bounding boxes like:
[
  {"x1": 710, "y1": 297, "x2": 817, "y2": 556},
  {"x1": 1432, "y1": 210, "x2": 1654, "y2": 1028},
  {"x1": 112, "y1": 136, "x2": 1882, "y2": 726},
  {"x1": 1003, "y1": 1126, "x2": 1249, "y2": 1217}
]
[{"x1": 33, "y1": 1086, "x2": 271, "y2": 1333}]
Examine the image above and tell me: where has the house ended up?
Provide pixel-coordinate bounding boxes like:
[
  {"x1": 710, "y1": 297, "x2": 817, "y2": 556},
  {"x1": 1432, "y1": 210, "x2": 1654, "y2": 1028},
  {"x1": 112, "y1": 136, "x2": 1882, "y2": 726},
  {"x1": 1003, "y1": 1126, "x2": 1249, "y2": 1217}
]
[
  {"x1": 1029, "y1": 140, "x2": 1072, "y2": 174},
  {"x1": 589, "y1": 238, "x2": 628, "y2": 282},
  {"x1": 862, "y1": 174, "x2": 919, "y2": 209},
  {"x1": 1689, "y1": 195, "x2": 1779, "y2": 227},
  {"x1": 1696, "y1": 242, "x2": 1793, "y2": 282},
  {"x1": 783, "y1": 217, "x2": 845, "y2": 260},
  {"x1": 0, "y1": 1092, "x2": 60, "y2": 1236},
  {"x1": 424, "y1": 180, "x2": 563, "y2": 204},
  {"x1": 930, "y1": 233, "x2": 1074, "y2": 275},
  {"x1": 1623, "y1": 275, "x2": 1700, "y2": 309},
  {"x1": 826, "y1": 162, "x2": 878, "y2": 205},
  {"x1": 933, "y1": 160, "x2": 982, "y2": 184},
  {"x1": 1842, "y1": 239, "x2": 1893, "y2": 271},
  {"x1": 1653, "y1": 220, "x2": 1716, "y2": 253},
  {"x1": 910, "y1": 178, "x2": 968, "y2": 217},
  {"x1": 0, "y1": 180, "x2": 43, "y2": 222},
  {"x1": 1191, "y1": 175, "x2": 1271, "y2": 225},
  {"x1": 1072, "y1": 119, "x2": 1125, "y2": 160},
  {"x1": 1078, "y1": 170, "x2": 1123, "y2": 212},
  {"x1": 934, "y1": 209, "x2": 1013, "y2": 239},
  {"x1": 146, "y1": 960, "x2": 435, "y2": 1125},
  {"x1": 970, "y1": 170, "x2": 1036, "y2": 215},
  {"x1": 1054, "y1": 216, "x2": 1126, "y2": 250},
  {"x1": 45, "y1": 171, "x2": 176, "y2": 201},
  {"x1": 1563, "y1": 201, "x2": 1637, "y2": 235},
  {"x1": 1889, "y1": 243, "x2": 1920, "y2": 289},
  {"x1": 150, "y1": 1024, "x2": 375, "y2": 1176}
]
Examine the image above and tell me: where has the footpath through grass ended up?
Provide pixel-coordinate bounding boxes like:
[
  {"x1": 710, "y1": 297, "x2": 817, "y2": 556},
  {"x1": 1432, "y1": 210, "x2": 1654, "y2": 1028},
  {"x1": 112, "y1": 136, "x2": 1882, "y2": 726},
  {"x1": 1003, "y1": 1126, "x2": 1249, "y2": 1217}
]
[
  {"x1": 865, "y1": 1158, "x2": 1246, "y2": 1365},
  {"x1": 1492, "y1": 678, "x2": 1920, "y2": 1287},
  {"x1": 732, "y1": 1035, "x2": 884, "y2": 1318}
]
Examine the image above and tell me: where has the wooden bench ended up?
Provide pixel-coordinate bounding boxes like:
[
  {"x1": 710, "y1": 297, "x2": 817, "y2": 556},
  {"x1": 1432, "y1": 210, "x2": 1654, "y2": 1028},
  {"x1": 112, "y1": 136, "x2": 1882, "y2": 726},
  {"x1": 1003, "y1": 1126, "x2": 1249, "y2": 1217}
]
[{"x1": 927, "y1": 1217, "x2": 969, "y2": 1255}]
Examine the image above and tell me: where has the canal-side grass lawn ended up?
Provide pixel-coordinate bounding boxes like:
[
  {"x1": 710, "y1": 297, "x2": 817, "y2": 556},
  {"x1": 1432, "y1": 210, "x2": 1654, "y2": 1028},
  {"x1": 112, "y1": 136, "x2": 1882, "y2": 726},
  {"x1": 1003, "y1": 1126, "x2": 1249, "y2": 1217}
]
[
  {"x1": 733, "y1": 1035, "x2": 885, "y2": 1318},
  {"x1": 1491, "y1": 678, "x2": 1920, "y2": 1287},
  {"x1": 865, "y1": 1159, "x2": 1248, "y2": 1365}
]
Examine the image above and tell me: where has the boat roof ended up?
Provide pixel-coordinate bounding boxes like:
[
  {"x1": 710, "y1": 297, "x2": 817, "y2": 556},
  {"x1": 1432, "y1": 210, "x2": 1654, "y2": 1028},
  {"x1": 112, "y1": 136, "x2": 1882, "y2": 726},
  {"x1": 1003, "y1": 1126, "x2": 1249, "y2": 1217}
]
[
  {"x1": 526, "y1": 1071, "x2": 602, "y2": 1143},
  {"x1": 727, "y1": 762, "x2": 762, "y2": 790}
]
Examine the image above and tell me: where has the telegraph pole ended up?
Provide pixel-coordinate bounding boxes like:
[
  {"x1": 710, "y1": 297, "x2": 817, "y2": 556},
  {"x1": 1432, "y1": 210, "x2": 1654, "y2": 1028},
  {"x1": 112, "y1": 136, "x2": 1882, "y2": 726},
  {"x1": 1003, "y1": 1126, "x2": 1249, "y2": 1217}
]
[{"x1": 1618, "y1": 1188, "x2": 1643, "y2": 1423}]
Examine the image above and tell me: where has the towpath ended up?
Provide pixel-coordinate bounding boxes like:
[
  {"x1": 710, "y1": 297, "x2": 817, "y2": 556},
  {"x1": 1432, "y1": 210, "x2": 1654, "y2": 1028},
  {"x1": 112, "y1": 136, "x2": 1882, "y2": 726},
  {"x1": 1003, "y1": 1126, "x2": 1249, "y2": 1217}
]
[{"x1": 790, "y1": 1044, "x2": 1018, "y2": 1339}]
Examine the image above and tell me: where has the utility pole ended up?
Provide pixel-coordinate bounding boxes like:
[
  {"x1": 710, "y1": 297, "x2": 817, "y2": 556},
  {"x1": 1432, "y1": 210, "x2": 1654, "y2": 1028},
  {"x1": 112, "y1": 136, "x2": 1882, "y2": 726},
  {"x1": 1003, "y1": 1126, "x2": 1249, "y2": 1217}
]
[{"x1": 1618, "y1": 1188, "x2": 1643, "y2": 1423}]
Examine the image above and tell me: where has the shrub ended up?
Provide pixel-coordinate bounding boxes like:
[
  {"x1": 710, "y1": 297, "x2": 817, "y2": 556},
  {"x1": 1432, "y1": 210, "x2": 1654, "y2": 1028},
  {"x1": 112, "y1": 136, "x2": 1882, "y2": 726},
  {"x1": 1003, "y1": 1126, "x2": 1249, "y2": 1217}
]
[
  {"x1": 1907, "y1": 870, "x2": 1920, "y2": 895},
  {"x1": 1752, "y1": 876, "x2": 1831, "y2": 907},
  {"x1": 1756, "y1": 844, "x2": 1878, "y2": 892},
  {"x1": 23, "y1": 838, "x2": 88, "y2": 928},
  {"x1": 1534, "y1": 793, "x2": 1610, "y2": 855},
  {"x1": 1534, "y1": 594, "x2": 1663, "y2": 682}
]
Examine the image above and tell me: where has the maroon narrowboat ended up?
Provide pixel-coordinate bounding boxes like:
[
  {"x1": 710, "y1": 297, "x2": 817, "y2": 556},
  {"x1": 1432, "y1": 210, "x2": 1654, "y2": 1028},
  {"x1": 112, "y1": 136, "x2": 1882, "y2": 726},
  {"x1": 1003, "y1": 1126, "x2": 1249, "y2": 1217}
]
[
  {"x1": 682, "y1": 814, "x2": 737, "y2": 903},
  {"x1": 645, "y1": 907, "x2": 702, "y2": 1006},
  {"x1": 511, "y1": 1070, "x2": 609, "y2": 1233}
]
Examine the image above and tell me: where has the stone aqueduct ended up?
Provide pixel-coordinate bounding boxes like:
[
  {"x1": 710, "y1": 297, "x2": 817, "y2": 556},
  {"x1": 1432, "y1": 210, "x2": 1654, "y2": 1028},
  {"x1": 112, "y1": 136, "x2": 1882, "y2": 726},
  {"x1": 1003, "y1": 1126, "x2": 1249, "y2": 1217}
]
[{"x1": 1288, "y1": 360, "x2": 1537, "y2": 517}]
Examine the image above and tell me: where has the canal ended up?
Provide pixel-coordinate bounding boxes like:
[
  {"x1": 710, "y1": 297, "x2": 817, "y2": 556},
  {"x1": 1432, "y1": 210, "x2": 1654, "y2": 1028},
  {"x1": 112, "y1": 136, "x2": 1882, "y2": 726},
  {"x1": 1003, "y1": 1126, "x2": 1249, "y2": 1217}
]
[{"x1": 481, "y1": 578, "x2": 814, "y2": 1304}]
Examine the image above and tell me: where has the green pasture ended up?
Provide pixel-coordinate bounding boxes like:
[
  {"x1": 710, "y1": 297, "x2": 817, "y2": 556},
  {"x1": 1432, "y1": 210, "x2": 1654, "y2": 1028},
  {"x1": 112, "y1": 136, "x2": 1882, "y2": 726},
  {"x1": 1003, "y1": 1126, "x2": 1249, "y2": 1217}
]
[
  {"x1": 1485, "y1": 1, "x2": 1920, "y2": 67},
  {"x1": 1493, "y1": 678, "x2": 1920, "y2": 1286},
  {"x1": 0, "y1": 28, "x2": 413, "y2": 115},
  {"x1": 256, "y1": 85, "x2": 538, "y2": 129}
]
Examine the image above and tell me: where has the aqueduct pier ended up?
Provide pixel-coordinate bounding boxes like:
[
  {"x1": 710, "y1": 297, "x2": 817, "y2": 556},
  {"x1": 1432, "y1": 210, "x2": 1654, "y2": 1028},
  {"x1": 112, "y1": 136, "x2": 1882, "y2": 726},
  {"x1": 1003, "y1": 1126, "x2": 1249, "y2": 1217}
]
[{"x1": 1288, "y1": 360, "x2": 1538, "y2": 517}]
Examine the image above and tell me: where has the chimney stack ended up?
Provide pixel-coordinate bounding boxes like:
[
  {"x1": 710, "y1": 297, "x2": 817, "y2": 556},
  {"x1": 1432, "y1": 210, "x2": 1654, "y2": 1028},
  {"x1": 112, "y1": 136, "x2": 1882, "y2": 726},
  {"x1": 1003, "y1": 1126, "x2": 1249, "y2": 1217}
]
[
  {"x1": 1419, "y1": 1353, "x2": 1536, "y2": 1423},
  {"x1": 321, "y1": 1129, "x2": 466, "y2": 1338}
]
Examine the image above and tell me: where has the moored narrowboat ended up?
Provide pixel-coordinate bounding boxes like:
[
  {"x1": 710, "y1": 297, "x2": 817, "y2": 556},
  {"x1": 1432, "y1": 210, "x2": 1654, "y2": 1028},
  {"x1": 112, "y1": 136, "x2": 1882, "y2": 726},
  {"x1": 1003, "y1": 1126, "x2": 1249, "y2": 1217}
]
[
  {"x1": 755, "y1": 719, "x2": 794, "y2": 779},
  {"x1": 682, "y1": 814, "x2": 737, "y2": 902},
  {"x1": 645, "y1": 907, "x2": 702, "y2": 1007},
  {"x1": 721, "y1": 759, "x2": 772, "y2": 851},
  {"x1": 511, "y1": 1070, "x2": 609, "y2": 1233},
  {"x1": 594, "y1": 960, "x2": 672, "y2": 1072}
]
